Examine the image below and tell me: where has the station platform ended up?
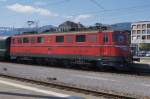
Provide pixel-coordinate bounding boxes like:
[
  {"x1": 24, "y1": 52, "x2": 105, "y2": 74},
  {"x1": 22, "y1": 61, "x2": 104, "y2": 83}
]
[{"x1": 0, "y1": 77, "x2": 83, "y2": 99}]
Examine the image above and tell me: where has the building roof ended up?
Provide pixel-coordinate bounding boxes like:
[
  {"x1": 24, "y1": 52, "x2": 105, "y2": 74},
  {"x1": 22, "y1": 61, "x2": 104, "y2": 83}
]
[{"x1": 133, "y1": 21, "x2": 150, "y2": 24}]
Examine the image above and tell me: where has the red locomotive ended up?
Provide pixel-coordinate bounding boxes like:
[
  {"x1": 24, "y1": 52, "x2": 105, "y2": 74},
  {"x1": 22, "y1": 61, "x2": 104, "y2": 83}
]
[{"x1": 10, "y1": 30, "x2": 132, "y2": 69}]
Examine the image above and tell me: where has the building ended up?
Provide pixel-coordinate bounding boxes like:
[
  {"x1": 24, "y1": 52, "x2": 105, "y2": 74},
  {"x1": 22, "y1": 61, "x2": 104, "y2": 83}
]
[
  {"x1": 58, "y1": 21, "x2": 84, "y2": 32},
  {"x1": 131, "y1": 21, "x2": 150, "y2": 44},
  {"x1": 131, "y1": 21, "x2": 150, "y2": 55}
]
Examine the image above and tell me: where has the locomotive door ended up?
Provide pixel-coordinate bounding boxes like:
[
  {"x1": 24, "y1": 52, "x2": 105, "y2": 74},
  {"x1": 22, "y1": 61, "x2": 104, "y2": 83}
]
[{"x1": 102, "y1": 33, "x2": 111, "y2": 56}]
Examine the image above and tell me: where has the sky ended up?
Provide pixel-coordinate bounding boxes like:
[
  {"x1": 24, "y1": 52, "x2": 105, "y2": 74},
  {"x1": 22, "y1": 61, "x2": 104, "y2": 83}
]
[{"x1": 0, "y1": 0, "x2": 150, "y2": 27}]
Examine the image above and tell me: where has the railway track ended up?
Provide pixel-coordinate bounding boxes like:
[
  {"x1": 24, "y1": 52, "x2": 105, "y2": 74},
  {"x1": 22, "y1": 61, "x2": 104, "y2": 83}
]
[
  {"x1": 0, "y1": 61, "x2": 150, "y2": 98},
  {"x1": 2, "y1": 60, "x2": 150, "y2": 77},
  {"x1": 0, "y1": 74, "x2": 134, "y2": 99}
]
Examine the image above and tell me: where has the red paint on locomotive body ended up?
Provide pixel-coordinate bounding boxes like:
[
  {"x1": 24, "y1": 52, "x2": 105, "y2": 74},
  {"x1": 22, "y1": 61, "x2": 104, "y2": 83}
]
[{"x1": 10, "y1": 30, "x2": 132, "y2": 66}]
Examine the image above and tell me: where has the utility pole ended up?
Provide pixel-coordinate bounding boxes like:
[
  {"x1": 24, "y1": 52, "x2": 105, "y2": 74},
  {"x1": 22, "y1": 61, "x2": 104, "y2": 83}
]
[{"x1": 27, "y1": 20, "x2": 39, "y2": 33}]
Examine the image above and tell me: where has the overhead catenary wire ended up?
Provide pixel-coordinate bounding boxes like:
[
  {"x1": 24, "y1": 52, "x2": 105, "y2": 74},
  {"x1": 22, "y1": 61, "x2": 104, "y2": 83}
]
[
  {"x1": 68, "y1": 3, "x2": 150, "y2": 17},
  {"x1": 89, "y1": 0, "x2": 105, "y2": 10},
  {"x1": 89, "y1": 0, "x2": 106, "y2": 23}
]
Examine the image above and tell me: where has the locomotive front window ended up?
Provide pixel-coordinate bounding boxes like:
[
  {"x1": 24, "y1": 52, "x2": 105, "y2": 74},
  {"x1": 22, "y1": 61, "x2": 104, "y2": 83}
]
[
  {"x1": 76, "y1": 35, "x2": 86, "y2": 42},
  {"x1": 113, "y1": 33, "x2": 126, "y2": 42}
]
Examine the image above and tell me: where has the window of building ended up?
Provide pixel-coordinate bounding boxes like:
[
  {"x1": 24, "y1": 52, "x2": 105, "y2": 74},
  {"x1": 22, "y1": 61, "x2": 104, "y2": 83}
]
[
  {"x1": 103, "y1": 34, "x2": 109, "y2": 43},
  {"x1": 137, "y1": 30, "x2": 141, "y2": 34},
  {"x1": 132, "y1": 30, "x2": 136, "y2": 34},
  {"x1": 147, "y1": 29, "x2": 150, "y2": 34},
  {"x1": 56, "y1": 36, "x2": 64, "y2": 43},
  {"x1": 132, "y1": 25, "x2": 136, "y2": 29},
  {"x1": 31, "y1": 37, "x2": 36, "y2": 43},
  {"x1": 147, "y1": 24, "x2": 150, "y2": 28},
  {"x1": 132, "y1": 36, "x2": 136, "y2": 40},
  {"x1": 147, "y1": 35, "x2": 150, "y2": 40},
  {"x1": 137, "y1": 24, "x2": 141, "y2": 29},
  {"x1": 142, "y1": 24, "x2": 146, "y2": 29},
  {"x1": 142, "y1": 30, "x2": 146, "y2": 34},
  {"x1": 37, "y1": 37, "x2": 45, "y2": 43},
  {"x1": 18, "y1": 38, "x2": 22, "y2": 44},
  {"x1": 88, "y1": 35, "x2": 97, "y2": 43},
  {"x1": 23, "y1": 37, "x2": 29, "y2": 43},
  {"x1": 66, "y1": 35, "x2": 74, "y2": 43},
  {"x1": 137, "y1": 35, "x2": 141, "y2": 39},
  {"x1": 142, "y1": 36, "x2": 146, "y2": 40},
  {"x1": 76, "y1": 35, "x2": 86, "y2": 42}
]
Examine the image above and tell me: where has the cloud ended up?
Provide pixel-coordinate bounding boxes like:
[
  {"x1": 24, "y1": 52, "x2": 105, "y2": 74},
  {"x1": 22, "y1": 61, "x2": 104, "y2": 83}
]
[
  {"x1": 6, "y1": 3, "x2": 58, "y2": 17},
  {"x1": 64, "y1": 14, "x2": 93, "y2": 22},
  {"x1": 73, "y1": 14, "x2": 93, "y2": 22}
]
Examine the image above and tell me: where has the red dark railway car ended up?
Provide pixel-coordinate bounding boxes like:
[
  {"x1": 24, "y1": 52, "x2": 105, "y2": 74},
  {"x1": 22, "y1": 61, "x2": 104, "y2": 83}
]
[{"x1": 10, "y1": 30, "x2": 132, "y2": 69}]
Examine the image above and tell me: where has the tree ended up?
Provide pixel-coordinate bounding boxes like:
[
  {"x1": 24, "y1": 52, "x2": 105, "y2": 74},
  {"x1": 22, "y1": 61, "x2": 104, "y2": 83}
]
[{"x1": 139, "y1": 43, "x2": 150, "y2": 51}]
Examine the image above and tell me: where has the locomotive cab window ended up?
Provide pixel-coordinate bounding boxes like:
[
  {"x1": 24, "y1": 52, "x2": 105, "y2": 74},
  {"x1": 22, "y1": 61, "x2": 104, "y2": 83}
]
[
  {"x1": 76, "y1": 35, "x2": 86, "y2": 42},
  {"x1": 56, "y1": 36, "x2": 64, "y2": 43},
  {"x1": 103, "y1": 34, "x2": 109, "y2": 43},
  {"x1": 37, "y1": 37, "x2": 45, "y2": 43}
]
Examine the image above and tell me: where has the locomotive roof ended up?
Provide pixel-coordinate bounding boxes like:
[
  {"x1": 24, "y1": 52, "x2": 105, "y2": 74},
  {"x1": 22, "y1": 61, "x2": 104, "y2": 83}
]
[{"x1": 12, "y1": 30, "x2": 116, "y2": 37}]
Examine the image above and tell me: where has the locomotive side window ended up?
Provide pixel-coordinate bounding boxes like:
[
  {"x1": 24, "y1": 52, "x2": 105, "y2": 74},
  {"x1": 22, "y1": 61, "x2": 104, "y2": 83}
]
[
  {"x1": 23, "y1": 37, "x2": 29, "y2": 43},
  {"x1": 76, "y1": 35, "x2": 86, "y2": 42},
  {"x1": 56, "y1": 36, "x2": 64, "y2": 43},
  {"x1": 103, "y1": 34, "x2": 109, "y2": 43},
  {"x1": 37, "y1": 37, "x2": 45, "y2": 43}
]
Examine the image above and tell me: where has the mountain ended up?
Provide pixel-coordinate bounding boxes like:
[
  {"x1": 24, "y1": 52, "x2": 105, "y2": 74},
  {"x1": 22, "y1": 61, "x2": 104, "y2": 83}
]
[
  {"x1": 0, "y1": 22, "x2": 132, "y2": 36},
  {"x1": 38, "y1": 25, "x2": 56, "y2": 33},
  {"x1": 0, "y1": 27, "x2": 16, "y2": 36},
  {"x1": 0, "y1": 25, "x2": 56, "y2": 36},
  {"x1": 111, "y1": 22, "x2": 131, "y2": 31}
]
